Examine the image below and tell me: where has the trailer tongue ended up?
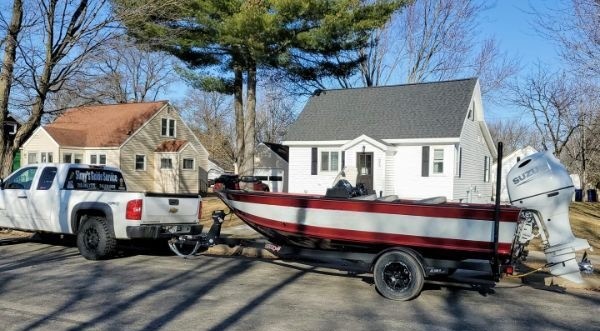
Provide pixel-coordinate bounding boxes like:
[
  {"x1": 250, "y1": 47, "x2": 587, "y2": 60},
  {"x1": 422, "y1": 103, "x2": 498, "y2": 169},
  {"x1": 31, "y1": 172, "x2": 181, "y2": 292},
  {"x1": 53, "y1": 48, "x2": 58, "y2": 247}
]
[{"x1": 169, "y1": 148, "x2": 592, "y2": 300}]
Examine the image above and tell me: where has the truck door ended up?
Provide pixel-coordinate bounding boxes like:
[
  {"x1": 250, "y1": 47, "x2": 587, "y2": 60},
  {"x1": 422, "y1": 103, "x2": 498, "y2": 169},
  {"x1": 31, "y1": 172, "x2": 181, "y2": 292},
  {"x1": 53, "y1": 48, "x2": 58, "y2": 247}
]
[
  {"x1": 28, "y1": 166, "x2": 58, "y2": 232},
  {"x1": 0, "y1": 166, "x2": 38, "y2": 230}
]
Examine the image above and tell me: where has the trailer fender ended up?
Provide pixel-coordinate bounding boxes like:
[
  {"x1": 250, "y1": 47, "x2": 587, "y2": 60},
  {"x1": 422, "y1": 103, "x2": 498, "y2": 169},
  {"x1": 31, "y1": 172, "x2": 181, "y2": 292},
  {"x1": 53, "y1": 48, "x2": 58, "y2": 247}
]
[{"x1": 371, "y1": 247, "x2": 425, "y2": 273}]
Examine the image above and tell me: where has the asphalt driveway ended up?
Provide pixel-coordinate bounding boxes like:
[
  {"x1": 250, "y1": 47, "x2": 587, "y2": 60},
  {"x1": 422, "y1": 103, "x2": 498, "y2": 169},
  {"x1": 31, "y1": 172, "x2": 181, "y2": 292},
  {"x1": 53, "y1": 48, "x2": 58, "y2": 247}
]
[{"x1": 0, "y1": 238, "x2": 598, "y2": 331}]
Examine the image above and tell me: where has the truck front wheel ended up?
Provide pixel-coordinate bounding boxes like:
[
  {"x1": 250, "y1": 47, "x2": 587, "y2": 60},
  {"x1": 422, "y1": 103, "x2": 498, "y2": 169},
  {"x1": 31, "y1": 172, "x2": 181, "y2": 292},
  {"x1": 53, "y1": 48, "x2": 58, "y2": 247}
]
[{"x1": 77, "y1": 216, "x2": 117, "y2": 260}]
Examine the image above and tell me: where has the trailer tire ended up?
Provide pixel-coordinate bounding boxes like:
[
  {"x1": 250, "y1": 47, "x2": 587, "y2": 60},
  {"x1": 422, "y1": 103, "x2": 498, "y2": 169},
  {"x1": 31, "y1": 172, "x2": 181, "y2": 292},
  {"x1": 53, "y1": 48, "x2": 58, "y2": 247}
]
[
  {"x1": 373, "y1": 250, "x2": 425, "y2": 301},
  {"x1": 77, "y1": 216, "x2": 116, "y2": 260}
]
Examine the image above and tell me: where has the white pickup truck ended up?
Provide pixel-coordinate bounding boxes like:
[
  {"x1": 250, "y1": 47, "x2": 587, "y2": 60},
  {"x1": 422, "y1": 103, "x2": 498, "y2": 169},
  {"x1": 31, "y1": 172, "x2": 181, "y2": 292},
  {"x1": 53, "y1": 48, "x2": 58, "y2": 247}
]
[{"x1": 0, "y1": 164, "x2": 202, "y2": 260}]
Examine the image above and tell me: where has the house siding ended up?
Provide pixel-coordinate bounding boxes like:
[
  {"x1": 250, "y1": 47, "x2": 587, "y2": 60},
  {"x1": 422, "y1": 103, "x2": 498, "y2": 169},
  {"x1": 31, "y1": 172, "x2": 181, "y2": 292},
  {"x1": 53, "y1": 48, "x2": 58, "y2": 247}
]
[
  {"x1": 384, "y1": 151, "x2": 396, "y2": 195},
  {"x1": 20, "y1": 129, "x2": 59, "y2": 165},
  {"x1": 453, "y1": 93, "x2": 493, "y2": 203},
  {"x1": 178, "y1": 145, "x2": 200, "y2": 193},
  {"x1": 394, "y1": 145, "x2": 454, "y2": 199},
  {"x1": 120, "y1": 104, "x2": 209, "y2": 193},
  {"x1": 288, "y1": 146, "x2": 338, "y2": 194}
]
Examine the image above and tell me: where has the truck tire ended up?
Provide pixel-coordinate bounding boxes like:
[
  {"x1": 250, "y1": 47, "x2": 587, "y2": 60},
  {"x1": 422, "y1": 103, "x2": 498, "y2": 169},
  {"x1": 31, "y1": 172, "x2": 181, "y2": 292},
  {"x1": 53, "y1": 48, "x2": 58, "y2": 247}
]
[
  {"x1": 77, "y1": 216, "x2": 117, "y2": 260},
  {"x1": 373, "y1": 249, "x2": 425, "y2": 301}
]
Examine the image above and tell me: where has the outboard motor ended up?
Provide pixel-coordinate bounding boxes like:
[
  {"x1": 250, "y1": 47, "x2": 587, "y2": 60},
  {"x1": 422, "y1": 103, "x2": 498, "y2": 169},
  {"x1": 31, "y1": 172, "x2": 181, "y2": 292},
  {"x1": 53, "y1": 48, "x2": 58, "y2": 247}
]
[{"x1": 507, "y1": 152, "x2": 591, "y2": 283}]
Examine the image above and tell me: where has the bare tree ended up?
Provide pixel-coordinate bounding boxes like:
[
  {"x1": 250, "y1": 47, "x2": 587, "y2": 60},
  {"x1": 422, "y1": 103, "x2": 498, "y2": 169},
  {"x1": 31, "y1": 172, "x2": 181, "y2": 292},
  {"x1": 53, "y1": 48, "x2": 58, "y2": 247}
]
[
  {"x1": 0, "y1": 0, "x2": 118, "y2": 176},
  {"x1": 487, "y1": 118, "x2": 542, "y2": 155},
  {"x1": 509, "y1": 65, "x2": 582, "y2": 158},
  {"x1": 531, "y1": 0, "x2": 600, "y2": 79},
  {"x1": 312, "y1": 0, "x2": 520, "y2": 103},
  {"x1": 77, "y1": 37, "x2": 176, "y2": 104},
  {"x1": 560, "y1": 84, "x2": 600, "y2": 193},
  {"x1": 0, "y1": 0, "x2": 23, "y2": 174},
  {"x1": 255, "y1": 84, "x2": 297, "y2": 144},
  {"x1": 179, "y1": 91, "x2": 235, "y2": 170}
]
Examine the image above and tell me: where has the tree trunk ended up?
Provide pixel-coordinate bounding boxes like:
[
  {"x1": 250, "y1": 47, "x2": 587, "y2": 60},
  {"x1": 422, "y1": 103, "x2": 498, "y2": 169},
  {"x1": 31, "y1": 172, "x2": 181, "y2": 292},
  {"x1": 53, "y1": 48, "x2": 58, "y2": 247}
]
[
  {"x1": 233, "y1": 65, "x2": 245, "y2": 174},
  {"x1": 0, "y1": 0, "x2": 23, "y2": 177},
  {"x1": 240, "y1": 65, "x2": 257, "y2": 176}
]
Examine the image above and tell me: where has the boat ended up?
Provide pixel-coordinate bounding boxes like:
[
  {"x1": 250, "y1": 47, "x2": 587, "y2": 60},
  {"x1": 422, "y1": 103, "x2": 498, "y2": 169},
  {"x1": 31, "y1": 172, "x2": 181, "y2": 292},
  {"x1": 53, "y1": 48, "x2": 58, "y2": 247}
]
[
  {"x1": 176, "y1": 149, "x2": 591, "y2": 300},
  {"x1": 216, "y1": 189, "x2": 522, "y2": 262}
]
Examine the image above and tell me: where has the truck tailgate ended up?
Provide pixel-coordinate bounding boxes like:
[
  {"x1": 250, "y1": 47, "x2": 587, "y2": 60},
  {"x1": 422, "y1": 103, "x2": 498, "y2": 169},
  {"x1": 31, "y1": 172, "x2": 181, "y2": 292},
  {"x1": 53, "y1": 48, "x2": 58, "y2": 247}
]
[{"x1": 142, "y1": 193, "x2": 200, "y2": 224}]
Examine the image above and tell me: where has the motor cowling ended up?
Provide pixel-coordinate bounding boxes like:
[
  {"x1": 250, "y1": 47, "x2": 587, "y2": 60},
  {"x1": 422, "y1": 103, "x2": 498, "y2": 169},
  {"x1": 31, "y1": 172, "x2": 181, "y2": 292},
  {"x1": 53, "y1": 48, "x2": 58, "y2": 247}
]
[{"x1": 507, "y1": 152, "x2": 590, "y2": 283}]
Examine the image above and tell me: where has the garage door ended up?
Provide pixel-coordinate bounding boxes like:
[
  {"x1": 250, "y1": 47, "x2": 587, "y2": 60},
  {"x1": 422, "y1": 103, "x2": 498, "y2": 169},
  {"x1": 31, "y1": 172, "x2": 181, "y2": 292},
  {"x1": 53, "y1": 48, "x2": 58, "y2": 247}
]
[{"x1": 254, "y1": 168, "x2": 285, "y2": 192}]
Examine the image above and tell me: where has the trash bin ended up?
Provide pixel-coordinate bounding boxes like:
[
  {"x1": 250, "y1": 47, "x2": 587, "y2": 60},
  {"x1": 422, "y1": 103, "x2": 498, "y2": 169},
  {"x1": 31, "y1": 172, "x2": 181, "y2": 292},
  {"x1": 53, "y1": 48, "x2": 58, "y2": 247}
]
[
  {"x1": 575, "y1": 189, "x2": 583, "y2": 202},
  {"x1": 586, "y1": 189, "x2": 597, "y2": 202}
]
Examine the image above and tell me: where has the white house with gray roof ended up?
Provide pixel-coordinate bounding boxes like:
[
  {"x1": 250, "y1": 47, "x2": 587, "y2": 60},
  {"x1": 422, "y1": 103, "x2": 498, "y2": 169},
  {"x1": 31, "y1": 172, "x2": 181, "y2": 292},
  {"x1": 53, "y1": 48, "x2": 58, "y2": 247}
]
[{"x1": 282, "y1": 78, "x2": 496, "y2": 203}]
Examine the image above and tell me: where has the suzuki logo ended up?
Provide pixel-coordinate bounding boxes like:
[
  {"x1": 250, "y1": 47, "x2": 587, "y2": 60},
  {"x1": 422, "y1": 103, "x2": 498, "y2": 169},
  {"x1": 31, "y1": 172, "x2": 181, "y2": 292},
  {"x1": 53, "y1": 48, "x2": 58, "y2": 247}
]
[{"x1": 512, "y1": 166, "x2": 541, "y2": 186}]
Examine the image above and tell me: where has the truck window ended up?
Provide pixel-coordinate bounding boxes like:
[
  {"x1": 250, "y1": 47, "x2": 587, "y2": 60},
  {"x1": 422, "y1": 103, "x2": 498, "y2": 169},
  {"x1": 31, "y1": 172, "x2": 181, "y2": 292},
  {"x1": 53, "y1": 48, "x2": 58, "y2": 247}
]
[
  {"x1": 2, "y1": 167, "x2": 38, "y2": 190},
  {"x1": 37, "y1": 167, "x2": 57, "y2": 190},
  {"x1": 63, "y1": 168, "x2": 127, "y2": 191}
]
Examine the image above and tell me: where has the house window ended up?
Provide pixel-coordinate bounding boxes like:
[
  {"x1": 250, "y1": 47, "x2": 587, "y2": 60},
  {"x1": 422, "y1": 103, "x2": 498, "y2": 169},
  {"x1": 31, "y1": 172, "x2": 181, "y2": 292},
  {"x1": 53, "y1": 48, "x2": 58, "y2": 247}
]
[
  {"x1": 41, "y1": 152, "x2": 53, "y2": 163},
  {"x1": 320, "y1": 151, "x2": 339, "y2": 172},
  {"x1": 484, "y1": 156, "x2": 491, "y2": 182},
  {"x1": 433, "y1": 149, "x2": 444, "y2": 174},
  {"x1": 454, "y1": 146, "x2": 462, "y2": 177},
  {"x1": 135, "y1": 155, "x2": 146, "y2": 171},
  {"x1": 74, "y1": 154, "x2": 83, "y2": 164},
  {"x1": 182, "y1": 158, "x2": 194, "y2": 170},
  {"x1": 63, "y1": 153, "x2": 72, "y2": 163},
  {"x1": 28, "y1": 152, "x2": 38, "y2": 164},
  {"x1": 90, "y1": 154, "x2": 106, "y2": 165},
  {"x1": 161, "y1": 118, "x2": 176, "y2": 137},
  {"x1": 160, "y1": 157, "x2": 173, "y2": 169}
]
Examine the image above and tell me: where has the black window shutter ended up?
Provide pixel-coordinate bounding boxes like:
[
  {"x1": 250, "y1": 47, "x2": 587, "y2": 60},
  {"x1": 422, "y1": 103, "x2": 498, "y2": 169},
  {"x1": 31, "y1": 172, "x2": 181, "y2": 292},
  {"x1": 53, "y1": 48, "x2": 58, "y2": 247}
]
[
  {"x1": 459, "y1": 147, "x2": 462, "y2": 178},
  {"x1": 311, "y1": 148, "x2": 318, "y2": 175},
  {"x1": 422, "y1": 146, "x2": 430, "y2": 177},
  {"x1": 341, "y1": 151, "x2": 345, "y2": 169}
]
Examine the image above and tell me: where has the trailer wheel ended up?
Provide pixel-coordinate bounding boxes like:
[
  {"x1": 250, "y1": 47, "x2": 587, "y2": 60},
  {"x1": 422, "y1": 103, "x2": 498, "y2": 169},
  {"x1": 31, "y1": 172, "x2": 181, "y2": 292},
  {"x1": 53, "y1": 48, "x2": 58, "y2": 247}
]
[
  {"x1": 77, "y1": 216, "x2": 116, "y2": 260},
  {"x1": 373, "y1": 250, "x2": 424, "y2": 301}
]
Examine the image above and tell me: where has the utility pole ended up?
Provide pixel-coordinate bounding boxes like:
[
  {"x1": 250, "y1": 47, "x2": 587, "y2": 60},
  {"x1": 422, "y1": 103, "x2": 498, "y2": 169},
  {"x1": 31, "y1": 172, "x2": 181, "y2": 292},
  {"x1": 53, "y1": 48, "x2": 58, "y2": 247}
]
[{"x1": 580, "y1": 106, "x2": 587, "y2": 201}]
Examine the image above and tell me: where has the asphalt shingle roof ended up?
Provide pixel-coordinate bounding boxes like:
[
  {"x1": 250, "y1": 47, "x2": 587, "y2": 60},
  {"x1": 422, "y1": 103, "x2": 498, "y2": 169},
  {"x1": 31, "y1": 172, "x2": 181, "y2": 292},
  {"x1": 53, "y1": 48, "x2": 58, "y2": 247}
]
[
  {"x1": 45, "y1": 101, "x2": 167, "y2": 147},
  {"x1": 284, "y1": 78, "x2": 477, "y2": 141}
]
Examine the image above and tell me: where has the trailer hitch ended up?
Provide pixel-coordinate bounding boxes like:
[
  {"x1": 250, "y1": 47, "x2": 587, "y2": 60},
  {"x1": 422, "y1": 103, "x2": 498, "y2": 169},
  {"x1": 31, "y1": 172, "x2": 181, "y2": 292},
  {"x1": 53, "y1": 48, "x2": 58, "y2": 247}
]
[
  {"x1": 579, "y1": 251, "x2": 594, "y2": 274},
  {"x1": 168, "y1": 210, "x2": 226, "y2": 258}
]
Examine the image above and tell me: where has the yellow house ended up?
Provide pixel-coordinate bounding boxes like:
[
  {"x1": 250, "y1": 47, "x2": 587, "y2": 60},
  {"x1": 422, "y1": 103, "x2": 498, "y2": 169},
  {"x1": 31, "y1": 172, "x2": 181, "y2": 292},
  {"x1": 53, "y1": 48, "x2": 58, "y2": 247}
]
[{"x1": 20, "y1": 101, "x2": 209, "y2": 194}]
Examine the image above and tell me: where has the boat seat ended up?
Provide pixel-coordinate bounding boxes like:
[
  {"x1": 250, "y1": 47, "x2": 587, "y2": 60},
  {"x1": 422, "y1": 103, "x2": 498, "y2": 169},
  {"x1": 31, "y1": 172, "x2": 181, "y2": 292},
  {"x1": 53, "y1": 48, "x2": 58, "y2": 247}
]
[
  {"x1": 350, "y1": 194, "x2": 378, "y2": 201},
  {"x1": 377, "y1": 195, "x2": 398, "y2": 202},
  {"x1": 418, "y1": 196, "x2": 447, "y2": 204}
]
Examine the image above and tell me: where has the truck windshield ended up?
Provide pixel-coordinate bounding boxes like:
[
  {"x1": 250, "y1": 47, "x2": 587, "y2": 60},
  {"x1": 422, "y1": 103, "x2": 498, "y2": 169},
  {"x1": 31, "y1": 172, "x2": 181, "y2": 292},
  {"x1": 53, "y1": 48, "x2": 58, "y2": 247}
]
[{"x1": 63, "y1": 168, "x2": 127, "y2": 191}]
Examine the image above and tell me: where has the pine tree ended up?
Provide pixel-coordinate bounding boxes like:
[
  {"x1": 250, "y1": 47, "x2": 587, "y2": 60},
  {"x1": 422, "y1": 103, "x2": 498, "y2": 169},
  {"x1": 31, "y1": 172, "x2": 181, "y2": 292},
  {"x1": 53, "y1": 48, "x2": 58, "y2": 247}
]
[{"x1": 114, "y1": 0, "x2": 406, "y2": 174}]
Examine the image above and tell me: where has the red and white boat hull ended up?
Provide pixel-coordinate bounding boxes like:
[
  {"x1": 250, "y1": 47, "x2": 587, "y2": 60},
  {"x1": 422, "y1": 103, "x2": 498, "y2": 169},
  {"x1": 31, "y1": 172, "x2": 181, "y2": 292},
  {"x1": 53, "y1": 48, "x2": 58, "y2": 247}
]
[{"x1": 218, "y1": 191, "x2": 522, "y2": 260}]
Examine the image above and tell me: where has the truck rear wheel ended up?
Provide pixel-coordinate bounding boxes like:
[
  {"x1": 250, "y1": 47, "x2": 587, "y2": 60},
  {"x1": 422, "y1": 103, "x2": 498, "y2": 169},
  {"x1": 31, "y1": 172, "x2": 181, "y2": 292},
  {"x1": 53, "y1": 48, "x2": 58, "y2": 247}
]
[
  {"x1": 373, "y1": 250, "x2": 425, "y2": 301},
  {"x1": 77, "y1": 216, "x2": 116, "y2": 260}
]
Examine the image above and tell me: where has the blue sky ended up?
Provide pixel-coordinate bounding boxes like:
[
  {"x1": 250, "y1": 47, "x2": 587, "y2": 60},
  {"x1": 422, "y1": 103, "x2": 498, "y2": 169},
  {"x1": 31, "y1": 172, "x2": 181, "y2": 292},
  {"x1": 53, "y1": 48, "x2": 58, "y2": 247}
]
[{"x1": 480, "y1": 0, "x2": 564, "y2": 122}]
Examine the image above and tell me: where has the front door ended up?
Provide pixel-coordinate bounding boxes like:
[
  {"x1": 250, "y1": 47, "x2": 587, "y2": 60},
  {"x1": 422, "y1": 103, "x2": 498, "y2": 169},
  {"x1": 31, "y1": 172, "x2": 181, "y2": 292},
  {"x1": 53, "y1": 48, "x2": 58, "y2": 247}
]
[
  {"x1": 356, "y1": 152, "x2": 373, "y2": 193},
  {"x1": 155, "y1": 154, "x2": 178, "y2": 193}
]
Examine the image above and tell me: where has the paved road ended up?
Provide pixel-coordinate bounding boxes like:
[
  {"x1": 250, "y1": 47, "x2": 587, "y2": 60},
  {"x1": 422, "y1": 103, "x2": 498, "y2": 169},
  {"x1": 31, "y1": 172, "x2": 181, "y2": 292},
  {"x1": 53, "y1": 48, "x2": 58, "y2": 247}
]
[{"x1": 0, "y1": 238, "x2": 598, "y2": 331}]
